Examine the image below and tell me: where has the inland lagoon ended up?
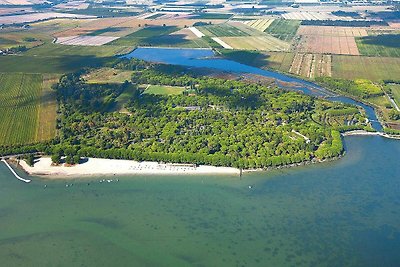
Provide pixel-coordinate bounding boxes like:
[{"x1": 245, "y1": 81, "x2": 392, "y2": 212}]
[{"x1": 0, "y1": 136, "x2": 399, "y2": 266}]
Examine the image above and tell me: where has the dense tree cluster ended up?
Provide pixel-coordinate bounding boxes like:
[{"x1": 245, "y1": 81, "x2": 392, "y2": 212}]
[
  {"x1": 316, "y1": 77, "x2": 384, "y2": 99},
  {"x1": 47, "y1": 64, "x2": 365, "y2": 169}
]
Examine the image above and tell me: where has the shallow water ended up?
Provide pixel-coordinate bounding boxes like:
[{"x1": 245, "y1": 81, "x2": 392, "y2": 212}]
[
  {"x1": 1, "y1": 136, "x2": 399, "y2": 266},
  {"x1": 123, "y1": 48, "x2": 382, "y2": 131}
]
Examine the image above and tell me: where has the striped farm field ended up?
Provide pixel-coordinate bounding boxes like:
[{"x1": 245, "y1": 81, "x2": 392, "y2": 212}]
[
  {"x1": 219, "y1": 36, "x2": 290, "y2": 51},
  {"x1": 289, "y1": 53, "x2": 332, "y2": 78},
  {"x1": 0, "y1": 73, "x2": 57, "y2": 146},
  {"x1": 244, "y1": 19, "x2": 275, "y2": 32}
]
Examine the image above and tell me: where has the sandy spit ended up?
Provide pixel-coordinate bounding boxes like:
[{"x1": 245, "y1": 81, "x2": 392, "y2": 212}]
[{"x1": 19, "y1": 157, "x2": 240, "y2": 178}]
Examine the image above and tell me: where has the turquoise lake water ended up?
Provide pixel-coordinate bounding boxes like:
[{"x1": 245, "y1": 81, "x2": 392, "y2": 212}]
[{"x1": 1, "y1": 136, "x2": 399, "y2": 266}]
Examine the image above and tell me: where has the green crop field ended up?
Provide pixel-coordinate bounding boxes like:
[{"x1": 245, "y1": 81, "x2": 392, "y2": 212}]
[
  {"x1": 265, "y1": 20, "x2": 301, "y2": 41},
  {"x1": 0, "y1": 55, "x2": 111, "y2": 74},
  {"x1": 199, "y1": 24, "x2": 250, "y2": 37},
  {"x1": 219, "y1": 36, "x2": 290, "y2": 51},
  {"x1": 332, "y1": 55, "x2": 400, "y2": 81},
  {"x1": 356, "y1": 34, "x2": 400, "y2": 57},
  {"x1": 0, "y1": 73, "x2": 56, "y2": 146},
  {"x1": 144, "y1": 85, "x2": 185, "y2": 95}
]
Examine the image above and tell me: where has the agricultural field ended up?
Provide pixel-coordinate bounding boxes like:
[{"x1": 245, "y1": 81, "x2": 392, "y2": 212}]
[
  {"x1": 84, "y1": 68, "x2": 133, "y2": 84},
  {"x1": 0, "y1": 73, "x2": 56, "y2": 146},
  {"x1": 297, "y1": 35, "x2": 360, "y2": 55},
  {"x1": 87, "y1": 27, "x2": 136, "y2": 37},
  {"x1": 244, "y1": 19, "x2": 275, "y2": 32},
  {"x1": 219, "y1": 36, "x2": 290, "y2": 51},
  {"x1": 36, "y1": 74, "x2": 58, "y2": 141},
  {"x1": 144, "y1": 85, "x2": 186, "y2": 95},
  {"x1": 0, "y1": 12, "x2": 93, "y2": 25},
  {"x1": 220, "y1": 50, "x2": 294, "y2": 72},
  {"x1": 55, "y1": 35, "x2": 120, "y2": 46},
  {"x1": 198, "y1": 23, "x2": 250, "y2": 37},
  {"x1": 29, "y1": 18, "x2": 92, "y2": 36},
  {"x1": 282, "y1": 11, "x2": 337, "y2": 20},
  {"x1": 25, "y1": 43, "x2": 131, "y2": 57},
  {"x1": 356, "y1": 34, "x2": 400, "y2": 57},
  {"x1": 0, "y1": 55, "x2": 110, "y2": 73},
  {"x1": 53, "y1": 17, "x2": 135, "y2": 37},
  {"x1": 145, "y1": 13, "x2": 166, "y2": 20},
  {"x1": 0, "y1": 30, "x2": 45, "y2": 50},
  {"x1": 297, "y1": 26, "x2": 368, "y2": 37},
  {"x1": 265, "y1": 20, "x2": 301, "y2": 41},
  {"x1": 190, "y1": 13, "x2": 233, "y2": 20},
  {"x1": 289, "y1": 53, "x2": 332, "y2": 78},
  {"x1": 109, "y1": 26, "x2": 195, "y2": 47},
  {"x1": 332, "y1": 55, "x2": 400, "y2": 81}
]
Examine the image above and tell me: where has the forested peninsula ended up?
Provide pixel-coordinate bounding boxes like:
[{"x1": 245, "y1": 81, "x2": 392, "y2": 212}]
[{"x1": 1, "y1": 59, "x2": 371, "y2": 169}]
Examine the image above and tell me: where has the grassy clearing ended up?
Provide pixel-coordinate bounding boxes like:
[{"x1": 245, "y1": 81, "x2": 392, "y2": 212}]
[
  {"x1": 199, "y1": 24, "x2": 250, "y2": 37},
  {"x1": 114, "y1": 86, "x2": 138, "y2": 112},
  {"x1": 0, "y1": 55, "x2": 111, "y2": 74},
  {"x1": 0, "y1": 73, "x2": 43, "y2": 146},
  {"x1": 144, "y1": 85, "x2": 185, "y2": 95},
  {"x1": 84, "y1": 68, "x2": 133, "y2": 84},
  {"x1": 265, "y1": 19, "x2": 301, "y2": 41},
  {"x1": 356, "y1": 34, "x2": 400, "y2": 57},
  {"x1": 332, "y1": 55, "x2": 400, "y2": 81}
]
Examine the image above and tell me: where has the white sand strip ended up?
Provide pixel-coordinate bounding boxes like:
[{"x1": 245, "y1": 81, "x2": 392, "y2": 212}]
[
  {"x1": 188, "y1": 27, "x2": 205, "y2": 38},
  {"x1": 19, "y1": 157, "x2": 240, "y2": 178},
  {"x1": 211, "y1": 37, "x2": 233, "y2": 49}
]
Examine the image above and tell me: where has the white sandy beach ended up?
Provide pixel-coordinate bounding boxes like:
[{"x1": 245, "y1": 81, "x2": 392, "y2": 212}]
[{"x1": 19, "y1": 157, "x2": 240, "y2": 178}]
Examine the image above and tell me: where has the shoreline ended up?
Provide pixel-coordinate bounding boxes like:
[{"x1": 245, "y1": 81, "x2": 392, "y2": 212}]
[
  {"x1": 14, "y1": 154, "x2": 343, "y2": 180},
  {"x1": 18, "y1": 157, "x2": 241, "y2": 179},
  {"x1": 342, "y1": 130, "x2": 400, "y2": 139}
]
